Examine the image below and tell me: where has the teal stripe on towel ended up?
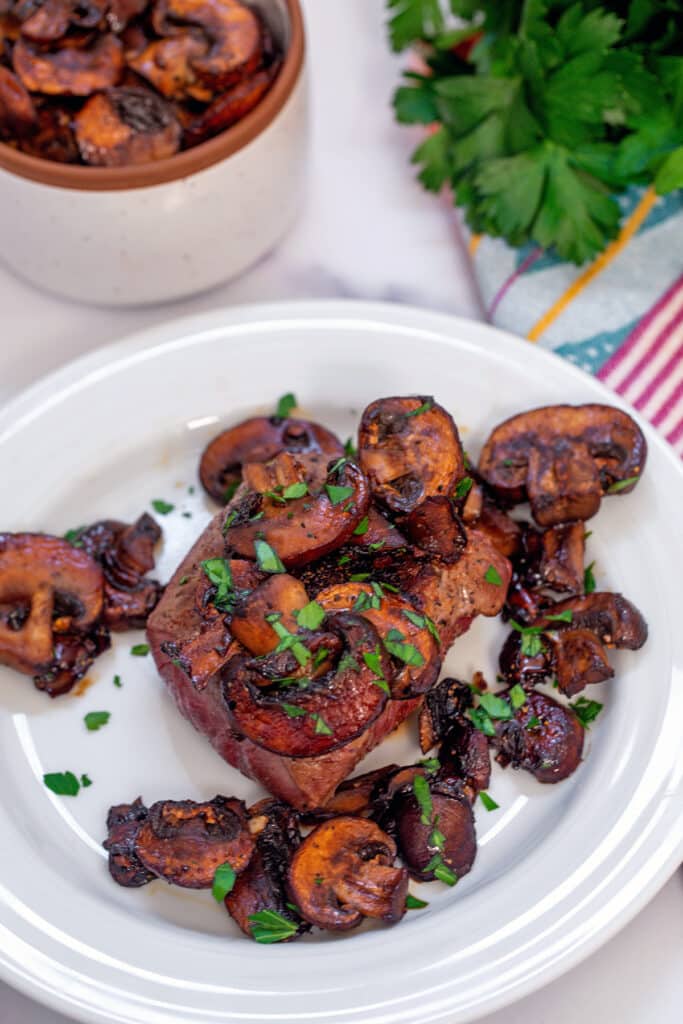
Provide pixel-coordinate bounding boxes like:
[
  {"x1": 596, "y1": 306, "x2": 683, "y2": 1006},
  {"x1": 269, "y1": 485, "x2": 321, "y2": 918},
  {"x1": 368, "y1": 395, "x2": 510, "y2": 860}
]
[{"x1": 555, "y1": 320, "x2": 639, "y2": 375}]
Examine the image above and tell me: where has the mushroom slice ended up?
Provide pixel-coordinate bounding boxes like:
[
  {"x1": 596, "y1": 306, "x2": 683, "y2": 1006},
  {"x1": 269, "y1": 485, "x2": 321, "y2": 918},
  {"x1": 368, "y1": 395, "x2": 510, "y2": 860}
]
[
  {"x1": 498, "y1": 629, "x2": 552, "y2": 687},
  {"x1": 199, "y1": 415, "x2": 344, "y2": 504},
  {"x1": 399, "y1": 496, "x2": 466, "y2": 563},
  {"x1": 13, "y1": 33, "x2": 123, "y2": 95},
  {"x1": 538, "y1": 522, "x2": 585, "y2": 595},
  {"x1": 316, "y1": 582, "x2": 439, "y2": 699},
  {"x1": 553, "y1": 629, "x2": 614, "y2": 697},
  {"x1": 33, "y1": 621, "x2": 110, "y2": 696},
  {"x1": 493, "y1": 688, "x2": 585, "y2": 783},
  {"x1": 288, "y1": 817, "x2": 408, "y2": 930},
  {"x1": 417, "y1": 678, "x2": 490, "y2": 798},
  {"x1": 229, "y1": 573, "x2": 309, "y2": 656},
  {"x1": 225, "y1": 800, "x2": 308, "y2": 940},
  {"x1": 222, "y1": 612, "x2": 391, "y2": 758},
  {"x1": 478, "y1": 404, "x2": 647, "y2": 526},
  {"x1": 358, "y1": 396, "x2": 465, "y2": 514},
  {"x1": 318, "y1": 765, "x2": 400, "y2": 820},
  {"x1": 0, "y1": 62, "x2": 35, "y2": 133},
  {"x1": 134, "y1": 796, "x2": 254, "y2": 888},
  {"x1": 390, "y1": 773, "x2": 476, "y2": 882},
  {"x1": 127, "y1": 32, "x2": 210, "y2": 101},
  {"x1": 538, "y1": 591, "x2": 648, "y2": 649},
  {"x1": 418, "y1": 676, "x2": 473, "y2": 752},
  {"x1": 153, "y1": 0, "x2": 262, "y2": 90},
  {"x1": 17, "y1": 101, "x2": 79, "y2": 162},
  {"x1": 74, "y1": 87, "x2": 181, "y2": 166},
  {"x1": 347, "y1": 505, "x2": 406, "y2": 553},
  {"x1": 224, "y1": 457, "x2": 370, "y2": 569},
  {"x1": 0, "y1": 533, "x2": 103, "y2": 675},
  {"x1": 104, "y1": 798, "x2": 156, "y2": 888},
  {"x1": 183, "y1": 65, "x2": 276, "y2": 146}
]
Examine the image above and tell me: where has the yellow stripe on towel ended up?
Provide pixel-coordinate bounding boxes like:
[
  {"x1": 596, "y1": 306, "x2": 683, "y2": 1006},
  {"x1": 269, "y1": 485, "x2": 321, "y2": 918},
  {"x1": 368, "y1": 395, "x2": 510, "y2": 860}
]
[
  {"x1": 527, "y1": 187, "x2": 658, "y2": 343},
  {"x1": 469, "y1": 234, "x2": 482, "y2": 256}
]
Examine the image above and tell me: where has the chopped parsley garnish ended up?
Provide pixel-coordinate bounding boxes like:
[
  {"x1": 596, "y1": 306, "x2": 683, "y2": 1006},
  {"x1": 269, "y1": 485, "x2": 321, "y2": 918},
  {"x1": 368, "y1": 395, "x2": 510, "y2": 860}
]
[
  {"x1": 353, "y1": 516, "x2": 370, "y2": 536},
  {"x1": 484, "y1": 564, "x2": 503, "y2": 586},
  {"x1": 311, "y1": 713, "x2": 333, "y2": 736},
  {"x1": 325, "y1": 483, "x2": 355, "y2": 506},
  {"x1": 338, "y1": 653, "x2": 360, "y2": 673},
  {"x1": 222, "y1": 480, "x2": 240, "y2": 503},
  {"x1": 479, "y1": 791, "x2": 499, "y2": 812},
  {"x1": 63, "y1": 526, "x2": 85, "y2": 547},
  {"x1": 350, "y1": 572, "x2": 371, "y2": 582},
  {"x1": 113, "y1": 674, "x2": 122, "y2": 688},
  {"x1": 281, "y1": 703, "x2": 307, "y2": 718},
  {"x1": 419, "y1": 757, "x2": 440, "y2": 772},
  {"x1": 248, "y1": 909, "x2": 298, "y2": 943},
  {"x1": 151, "y1": 499, "x2": 175, "y2": 515},
  {"x1": 282, "y1": 481, "x2": 308, "y2": 500},
  {"x1": 466, "y1": 706, "x2": 496, "y2": 737},
  {"x1": 454, "y1": 476, "x2": 474, "y2": 500},
  {"x1": 80, "y1": 774, "x2": 92, "y2": 788},
  {"x1": 502, "y1": 458, "x2": 515, "y2": 468},
  {"x1": 607, "y1": 475, "x2": 639, "y2": 494},
  {"x1": 201, "y1": 557, "x2": 234, "y2": 610},
  {"x1": 130, "y1": 643, "x2": 150, "y2": 657},
  {"x1": 571, "y1": 697, "x2": 604, "y2": 728},
  {"x1": 178, "y1": 575, "x2": 189, "y2": 585},
  {"x1": 584, "y1": 561, "x2": 597, "y2": 595},
  {"x1": 363, "y1": 646, "x2": 390, "y2": 692},
  {"x1": 509, "y1": 684, "x2": 527, "y2": 711},
  {"x1": 368, "y1": 539, "x2": 386, "y2": 551},
  {"x1": 338, "y1": 554, "x2": 351, "y2": 566},
  {"x1": 526, "y1": 716, "x2": 541, "y2": 731},
  {"x1": 84, "y1": 711, "x2": 110, "y2": 732},
  {"x1": 405, "y1": 893, "x2": 429, "y2": 910},
  {"x1": 314, "y1": 647, "x2": 330, "y2": 668},
  {"x1": 295, "y1": 601, "x2": 326, "y2": 631},
  {"x1": 254, "y1": 539, "x2": 286, "y2": 574},
  {"x1": 265, "y1": 613, "x2": 310, "y2": 667},
  {"x1": 275, "y1": 393, "x2": 297, "y2": 419},
  {"x1": 43, "y1": 771, "x2": 81, "y2": 796},
  {"x1": 509, "y1": 620, "x2": 545, "y2": 658},
  {"x1": 405, "y1": 398, "x2": 433, "y2": 417},
  {"x1": 412, "y1": 774, "x2": 433, "y2": 825},
  {"x1": 353, "y1": 590, "x2": 375, "y2": 612},
  {"x1": 222, "y1": 510, "x2": 238, "y2": 535},
  {"x1": 478, "y1": 691, "x2": 512, "y2": 721},
  {"x1": 383, "y1": 628, "x2": 425, "y2": 667},
  {"x1": 425, "y1": 853, "x2": 458, "y2": 886},
  {"x1": 344, "y1": 437, "x2": 357, "y2": 458},
  {"x1": 545, "y1": 609, "x2": 573, "y2": 624},
  {"x1": 401, "y1": 608, "x2": 440, "y2": 645},
  {"x1": 212, "y1": 862, "x2": 236, "y2": 903}
]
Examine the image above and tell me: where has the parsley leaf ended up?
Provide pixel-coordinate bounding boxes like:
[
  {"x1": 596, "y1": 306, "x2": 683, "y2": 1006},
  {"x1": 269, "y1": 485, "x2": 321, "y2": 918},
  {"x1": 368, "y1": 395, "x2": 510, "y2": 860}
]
[
  {"x1": 151, "y1": 499, "x2": 174, "y2": 515},
  {"x1": 546, "y1": 609, "x2": 573, "y2": 624},
  {"x1": 412, "y1": 774, "x2": 433, "y2": 826},
  {"x1": 281, "y1": 702, "x2": 307, "y2": 718},
  {"x1": 584, "y1": 561, "x2": 597, "y2": 595},
  {"x1": 212, "y1": 862, "x2": 236, "y2": 902},
  {"x1": 325, "y1": 484, "x2": 355, "y2": 506},
  {"x1": 113, "y1": 674, "x2": 122, "y2": 688},
  {"x1": 311, "y1": 713, "x2": 334, "y2": 736},
  {"x1": 484, "y1": 564, "x2": 503, "y2": 586},
  {"x1": 478, "y1": 691, "x2": 513, "y2": 720},
  {"x1": 405, "y1": 398, "x2": 433, "y2": 417},
  {"x1": 479, "y1": 791, "x2": 499, "y2": 812},
  {"x1": 295, "y1": 601, "x2": 326, "y2": 631},
  {"x1": 43, "y1": 771, "x2": 80, "y2": 796},
  {"x1": 466, "y1": 706, "x2": 496, "y2": 737},
  {"x1": 275, "y1": 393, "x2": 297, "y2": 419},
  {"x1": 383, "y1": 629, "x2": 425, "y2": 667},
  {"x1": 353, "y1": 516, "x2": 370, "y2": 536},
  {"x1": 201, "y1": 557, "x2": 234, "y2": 610},
  {"x1": 248, "y1": 909, "x2": 298, "y2": 943},
  {"x1": 509, "y1": 684, "x2": 527, "y2": 710},
  {"x1": 405, "y1": 893, "x2": 429, "y2": 910},
  {"x1": 254, "y1": 540, "x2": 286, "y2": 574},
  {"x1": 454, "y1": 476, "x2": 474, "y2": 499},
  {"x1": 606, "y1": 475, "x2": 640, "y2": 494},
  {"x1": 387, "y1": 0, "x2": 443, "y2": 52},
  {"x1": 130, "y1": 643, "x2": 150, "y2": 657},
  {"x1": 571, "y1": 697, "x2": 604, "y2": 728},
  {"x1": 84, "y1": 711, "x2": 110, "y2": 732}
]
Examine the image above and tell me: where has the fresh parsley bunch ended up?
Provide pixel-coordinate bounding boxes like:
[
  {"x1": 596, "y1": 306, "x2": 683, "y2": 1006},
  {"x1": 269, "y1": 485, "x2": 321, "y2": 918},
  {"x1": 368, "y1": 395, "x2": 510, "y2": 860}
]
[{"x1": 388, "y1": 0, "x2": 683, "y2": 263}]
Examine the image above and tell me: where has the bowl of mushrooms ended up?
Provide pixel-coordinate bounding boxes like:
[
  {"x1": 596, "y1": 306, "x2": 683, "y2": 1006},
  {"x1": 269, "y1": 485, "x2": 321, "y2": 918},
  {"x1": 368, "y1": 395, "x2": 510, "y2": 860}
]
[{"x1": 0, "y1": 0, "x2": 306, "y2": 305}]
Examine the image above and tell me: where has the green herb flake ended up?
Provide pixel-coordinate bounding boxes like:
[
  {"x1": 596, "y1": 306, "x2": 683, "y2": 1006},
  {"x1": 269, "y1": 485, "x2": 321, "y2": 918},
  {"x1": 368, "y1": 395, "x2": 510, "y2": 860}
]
[
  {"x1": 424, "y1": 853, "x2": 458, "y2": 886},
  {"x1": 363, "y1": 646, "x2": 388, "y2": 683},
  {"x1": 526, "y1": 715, "x2": 542, "y2": 731},
  {"x1": 222, "y1": 509, "x2": 238, "y2": 535},
  {"x1": 281, "y1": 703, "x2": 307, "y2": 718},
  {"x1": 584, "y1": 561, "x2": 597, "y2": 595},
  {"x1": 248, "y1": 908, "x2": 298, "y2": 944},
  {"x1": 353, "y1": 591, "x2": 373, "y2": 612},
  {"x1": 338, "y1": 653, "x2": 360, "y2": 673},
  {"x1": 282, "y1": 482, "x2": 308, "y2": 500},
  {"x1": 266, "y1": 613, "x2": 311, "y2": 667},
  {"x1": 383, "y1": 631, "x2": 425, "y2": 667},
  {"x1": 466, "y1": 706, "x2": 496, "y2": 737},
  {"x1": 338, "y1": 554, "x2": 351, "y2": 566},
  {"x1": 479, "y1": 791, "x2": 499, "y2": 812},
  {"x1": 43, "y1": 771, "x2": 80, "y2": 796},
  {"x1": 222, "y1": 480, "x2": 240, "y2": 503},
  {"x1": 484, "y1": 564, "x2": 503, "y2": 586},
  {"x1": 454, "y1": 476, "x2": 474, "y2": 500},
  {"x1": 275, "y1": 393, "x2": 297, "y2": 419},
  {"x1": 412, "y1": 774, "x2": 433, "y2": 826},
  {"x1": 325, "y1": 483, "x2": 355, "y2": 506},
  {"x1": 311, "y1": 713, "x2": 334, "y2": 736},
  {"x1": 296, "y1": 601, "x2": 326, "y2": 631},
  {"x1": 314, "y1": 647, "x2": 329, "y2": 668},
  {"x1": 80, "y1": 774, "x2": 92, "y2": 788},
  {"x1": 130, "y1": 643, "x2": 150, "y2": 657},
  {"x1": 405, "y1": 893, "x2": 429, "y2": 910},
  {"x1": 368, "y1": 539, "x2": 386, "y2": 551},
  {"x1": 84, "y1": 711, "x2": 110, "y2": 732},
  {"x1": 349, "y1": 572, "x2": 371, "y2": 582},
  {"x1": 344, "y1": 437, "x2": 357, "y2": 458},
  {"x1": 254, "y1": 539, "x2": 286, "y2": 574},
  {"x1": 545, "y1": 609, "x2": 573, "y2": 624},
  {"x1": 178, "y1": 575, "x2": 190, "y2": 586},
  {"x1": 571, "y1": 697, "x2": 604, "y2": 728},
  {"x1": 212, "y1": 862, "x2": 236, "y2": 903},
  {"x1": 405, "y1": 398, "x2": 433, "y2": 417},
  {"x1": 353, "y1": 516, "x2": 370, "y2": 536},
  {"x1": 478, "y1": 691, "x2": 513, "y2": 721},
  {"x1": 113, "y1": 674, "x2": 122, "y2": 688},
  {"x1": 63, "y1": 526, "x2": 86, "y2": 547},
  {"x1": 419, "y1": 757, "x2": 440, "y2": 772},
  {"x1": 151, "y1": 499, "x2": 175, "y2": 516},
  {"x1": 607, "y1": 475, "x2": 639, "y2": 495},
  {"x1": 509, "y1": 684, "x2": 527, "y2": 711},
  {"x1": 201, "y1": 557, "x2": 234, "y2": 610}
]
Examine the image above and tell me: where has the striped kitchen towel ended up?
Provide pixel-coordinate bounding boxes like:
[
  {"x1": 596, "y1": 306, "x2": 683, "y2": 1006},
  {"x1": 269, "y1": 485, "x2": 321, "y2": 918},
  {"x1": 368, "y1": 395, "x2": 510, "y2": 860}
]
[{"x1": 464, "y1": 185, "x2": 683, "y2": 457}]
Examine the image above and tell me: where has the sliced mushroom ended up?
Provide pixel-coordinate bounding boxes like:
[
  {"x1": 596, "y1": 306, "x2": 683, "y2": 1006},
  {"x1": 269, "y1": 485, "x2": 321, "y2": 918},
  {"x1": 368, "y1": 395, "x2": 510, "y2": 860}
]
[
  {"x1": 153, "y1": 0, "x2": 262, "y2": 90},
  {"x1": 199, "y1": 415, "x2": 344, "y2": 505},
  {"x1": 358, "y1": 396, "x2": 465, "y2": 514},
  {"x1": 316, "y1": 582, "x2": 439, "y2": 699},
  {"x1": 127, "y1": 32, "x2": 211, "y2": 101},
  {"x1": 498, "y1": 629, "x2": 552, "y2": 686},
  {"x1": 17, "y1": 100, "x2": 79, "y2": 161},
  {"x1": 478, "y1": 404, "x2": 647, "y2": 526},
  {"x1": 13, "y1": 33, "x2": 123, "y2": 95},
  {"x1": 317, "y1": 765, "x2": 400, "y2": 820},
  {"x1": 459, "y1": 480, "x2": 523, "y2": 558},
  {"x1": 104, "y1": 798, "x2": 156, "y2": 888},
  {"x1": 74, "y1": 86, "x2": 181, "y2": 166},
  {"x1": 288, "y1": 817, "x2": 408, "y2": 930},
  {"x1": 538, "y1": 591, "x2": 648, "y2": 649},
  {"x1": 417, "y1": 679, "x2": 491, "y2": 798},
  {"x1": 418, "y1": 676, "x2": 473, "y2": 752},
  {"x1": 552, "y1": 628, "x2": 614, "y2": 697},
  {"x1": 0, "y1": 62, "x2": 35, "y2": 133},
  {"x1": 134, "y1": 796, "x2": 254, "y2": 888},
  {"x1": 183, "y1": 63, "x2": 275, "y2": 145},
  {"x1": 225, "y1": 800, "x2": 309, "y2": 940},
  {"x1": 33, "y1": 620, "x2": 110, "y2": 696},
  {"x1": 537, "y1": 522, "x2": 585, "y2": 594},
  {"x1": 0, "y1": 533, "x2": 103, "y2": 676},
  {"x1": 390, "y1": 772, "x2": 476, "y2": 882},
  {"x1": 493, "y1": 688, "x2": 584, "y2": 783},
  {"x1": 224, "y1": 457, "x2": 370, "y2": 569},
  {"x1": 347, "y1": 505, "x2": 406, "y2": 553},
  {"x1": 222, "y1": 612, "x2": 391, "y2": 758},
  {"x1": 228, "y1": 573, "x2": 309, "y2": 656},
  {"x1": 398, "y1": 496, "x2": 466, "y2": 563}
]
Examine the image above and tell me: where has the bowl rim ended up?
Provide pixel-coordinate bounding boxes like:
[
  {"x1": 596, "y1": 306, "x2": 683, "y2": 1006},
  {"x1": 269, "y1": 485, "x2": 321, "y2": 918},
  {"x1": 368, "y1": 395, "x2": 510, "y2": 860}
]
[{"x1": 0, "y1": 0, "x2": 305, "y2": 192}]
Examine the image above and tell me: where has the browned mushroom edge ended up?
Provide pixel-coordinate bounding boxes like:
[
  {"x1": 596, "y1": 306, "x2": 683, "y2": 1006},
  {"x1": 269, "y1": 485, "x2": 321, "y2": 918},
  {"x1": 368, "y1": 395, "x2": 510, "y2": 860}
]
[{"x1": 492, "y1": 688, "x2": 585, "y2": 783}]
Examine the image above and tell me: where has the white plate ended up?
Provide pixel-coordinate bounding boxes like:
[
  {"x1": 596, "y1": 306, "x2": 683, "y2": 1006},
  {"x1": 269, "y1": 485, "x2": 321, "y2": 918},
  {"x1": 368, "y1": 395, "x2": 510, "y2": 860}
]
[{"x1": 0, "y1": 301, "x2": 682, "y2": 1024}]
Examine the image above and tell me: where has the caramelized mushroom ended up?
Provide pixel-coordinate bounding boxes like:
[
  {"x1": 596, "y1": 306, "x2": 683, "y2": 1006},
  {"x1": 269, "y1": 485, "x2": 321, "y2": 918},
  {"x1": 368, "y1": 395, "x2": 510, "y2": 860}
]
[
  {"x1": 359, "y1": 396, "x2": 465, "y2": 513},
  {"x1": 417, "y1": 678, "x2": 490, "y2": 798},
  {"x1": 33, "y1": 621, "x2": 110, "y2": 696},
  {"x1": 17, "y1": 100, "x2": 79, "y2": 161},
  {"x1": 478, "y1": 404, "x2": 647, "y2": 526},
  {"x1": 228, "y1": 573, "x2": 309, "y2": 656},
  {"x1": 127, "y1": 32, "x2": 211, "y2": 101},
  {"x1": 347, "y1": 505, "x2": 406, "y2": 553},
  {"x1": 134, "y1": 796, "x2": 254, "y2": 888},
  {"x1": 183, "y1": 64, "x2": 274, "y2": 145},
  {"x1": 153, "y1": 0, "x2": 262, "y2": 89},
  {"x1": 552, "y1": 628, "x2": 614, "y2": 697},
  {"x1": 0, "y1": 533, "x2": 103, "y2": 675},
  {"x1": 104, "y1": 798, "x2": 156, "y2": 888},
  {"x1": 463, "y1": 489, "x2": 522, "y2": 559},
  {"x1": 493, "y1": 688, "x2": 584, "y2": 783},
  {"x1": 316, "y1": 582, "x2": 440, "y2": 699},
  {"x1": 0, "y1": 62, "x2": 35, "y2": 132},
  {"x1": 319, "y1": 765, "x2": 400, "y2": 820},
  {"x1": 224, "y1": 456, "x2": 370, "y2": 569},
  {"x1": 225, "y1": 800, "x2": 308, "y2": 940},
  {"x1": 399, "y1": 496, "x2": 466, "y2": 563},
  {"x1": 106, "y1": 0, "x2": 148, "y2": 32},
  {"x1": 199, "y1": 415, "x2": 344, "y2": 505},
  {"x1": 538, "y1": 523, "x2": 585, "y2": 595},
  {"x1": 222, "y1": 612, "x2": 391, "y2": 757},
  {"x1": 539, "y1": 591, "x2": 648, "y2": 649},
  {"x1": 288, "y1": 817, "x2": 408, "y2": 930},
  {"x1": 13, "y1": 33, "x2": 123, "y2": 95},
  {"x1": 74, "y1": 86, "x2": 181, "y2": 166}
]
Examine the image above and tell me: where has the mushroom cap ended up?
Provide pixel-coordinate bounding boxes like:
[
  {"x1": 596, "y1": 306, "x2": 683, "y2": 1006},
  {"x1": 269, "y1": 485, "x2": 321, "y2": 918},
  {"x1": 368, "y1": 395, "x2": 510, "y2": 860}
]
[
  {"x1": 393, "y1": 784, "x2": 477, "y2": 881},
  {"x1": 74, "y1": 87, "x2": 182, "y2": 167},
  {"x1": 493, "y1": 688, "x2": 585, "y2": 783},
  {"x1": 288, "y1": 816, "x2": 408, "y2": 930},
  {"x1": 13, "y1": 33, "x2": 124, "y2": 96},
  {"x1": 539, "y1": 591, "x2": 648, "y2": 650},
  {"x1": 228, "y1": 573, "x2": 310, "y2": 656},
  {"x1": 104, "y1": 798, "x2": 156, "y2": 888}
]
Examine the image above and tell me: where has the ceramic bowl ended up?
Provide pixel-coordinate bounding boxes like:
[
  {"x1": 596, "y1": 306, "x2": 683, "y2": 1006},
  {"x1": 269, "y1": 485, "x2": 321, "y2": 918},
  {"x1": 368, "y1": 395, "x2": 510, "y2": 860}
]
[{"x1": 0, "y1": 0, "x2": 307, "y2": 306}]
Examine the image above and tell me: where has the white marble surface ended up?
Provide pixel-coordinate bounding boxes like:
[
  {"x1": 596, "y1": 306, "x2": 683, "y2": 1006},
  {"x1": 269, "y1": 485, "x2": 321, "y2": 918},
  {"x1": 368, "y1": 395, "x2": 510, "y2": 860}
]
[{"x1": 0, "y1": 2, "x2": 681, "y2": 1022}]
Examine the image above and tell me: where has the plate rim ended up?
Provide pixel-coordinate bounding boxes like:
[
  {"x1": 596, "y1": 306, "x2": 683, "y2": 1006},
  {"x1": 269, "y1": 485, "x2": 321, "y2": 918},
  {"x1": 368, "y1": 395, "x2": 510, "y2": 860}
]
[{"x1": 0, "y1": 298, "x2": 682, "y2": 1024}]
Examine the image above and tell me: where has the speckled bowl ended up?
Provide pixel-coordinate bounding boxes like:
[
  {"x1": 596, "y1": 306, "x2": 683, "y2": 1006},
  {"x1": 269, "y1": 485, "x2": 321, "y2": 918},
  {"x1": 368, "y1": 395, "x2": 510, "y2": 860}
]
[{"x1": 0, "y1": 0, "x2": 307, "y2": 306}]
